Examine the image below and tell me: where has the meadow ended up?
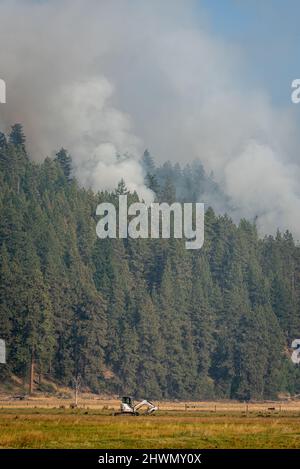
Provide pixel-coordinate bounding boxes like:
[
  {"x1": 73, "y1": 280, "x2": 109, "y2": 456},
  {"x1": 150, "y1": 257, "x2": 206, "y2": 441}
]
[{"x1": 0, "y1": 399, "x2": 299, "y2": 449}]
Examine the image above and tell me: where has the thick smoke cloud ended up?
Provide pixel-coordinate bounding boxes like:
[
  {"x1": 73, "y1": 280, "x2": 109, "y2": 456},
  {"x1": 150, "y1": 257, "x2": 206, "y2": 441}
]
[{"x1": 0, "y1": 0, "x2": 300, "y2": 236}]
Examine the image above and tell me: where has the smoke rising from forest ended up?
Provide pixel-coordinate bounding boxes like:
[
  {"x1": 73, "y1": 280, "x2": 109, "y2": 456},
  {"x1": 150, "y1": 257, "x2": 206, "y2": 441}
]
[{"x1": 0, "y1": 0, "x2": 300, "y2": 235}]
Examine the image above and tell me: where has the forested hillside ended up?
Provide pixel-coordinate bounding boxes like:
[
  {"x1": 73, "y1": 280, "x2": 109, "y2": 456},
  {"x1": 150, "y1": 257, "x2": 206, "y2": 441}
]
[{"x1": 0, "y1": 125, "x2": 300, "y2": 400}]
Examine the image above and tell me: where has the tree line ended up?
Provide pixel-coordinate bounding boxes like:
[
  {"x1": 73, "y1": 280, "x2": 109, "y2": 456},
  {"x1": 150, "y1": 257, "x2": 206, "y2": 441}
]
[{"x1": 0, "y1": 125, "x2": 299, "y2": 400}]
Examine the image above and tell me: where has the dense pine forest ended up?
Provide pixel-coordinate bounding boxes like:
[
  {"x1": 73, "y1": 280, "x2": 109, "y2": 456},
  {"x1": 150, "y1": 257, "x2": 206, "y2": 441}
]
[{"x1": 0, "y1": 124, "x2": 300, "y2": 401}]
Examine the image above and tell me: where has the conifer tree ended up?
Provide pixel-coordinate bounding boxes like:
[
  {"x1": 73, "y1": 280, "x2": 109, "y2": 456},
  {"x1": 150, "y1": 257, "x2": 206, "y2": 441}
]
[
  {"x1": 55, "y1": 148, "x2": 73, "y2": 181},
  {"x1": 9, "y1": 123, "x2": 26, "y2": 148}
]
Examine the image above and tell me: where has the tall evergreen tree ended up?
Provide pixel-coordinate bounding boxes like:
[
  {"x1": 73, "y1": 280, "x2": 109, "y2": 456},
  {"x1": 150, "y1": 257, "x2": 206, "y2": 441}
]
[
  {"x1": 55, "y1": 148, "x2": 73, "y2": 181},
  {"x1": 9, "y1": 123, "x2": 26, "y2": 148}
]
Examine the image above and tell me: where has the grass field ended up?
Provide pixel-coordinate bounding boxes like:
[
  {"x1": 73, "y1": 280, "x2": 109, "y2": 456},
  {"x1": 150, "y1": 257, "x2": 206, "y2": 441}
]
[{"x1": 0, "y1": 405, "x2": 300, "y2": 449}]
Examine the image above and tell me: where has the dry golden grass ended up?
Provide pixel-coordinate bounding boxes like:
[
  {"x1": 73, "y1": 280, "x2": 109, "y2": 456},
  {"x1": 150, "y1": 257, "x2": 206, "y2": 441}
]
[{"x1": 0, "y1": 408, "x2": 300, "y2": 449}]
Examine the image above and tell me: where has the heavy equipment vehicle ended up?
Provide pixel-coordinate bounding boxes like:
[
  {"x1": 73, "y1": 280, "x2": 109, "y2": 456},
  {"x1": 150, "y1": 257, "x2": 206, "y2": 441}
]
[{"x1": 114, "y1": 396, "x2": 158, "y2": 416}]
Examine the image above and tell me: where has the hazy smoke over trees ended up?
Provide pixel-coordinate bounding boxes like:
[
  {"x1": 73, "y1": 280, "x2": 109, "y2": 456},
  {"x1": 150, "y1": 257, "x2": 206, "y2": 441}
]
[{"x1": 0, "y1": 0, "x2": 300, "y2": 235}]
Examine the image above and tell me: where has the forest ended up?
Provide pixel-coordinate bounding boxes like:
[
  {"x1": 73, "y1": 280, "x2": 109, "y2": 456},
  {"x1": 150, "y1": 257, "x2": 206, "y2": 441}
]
[{"x1": 0, "y1": 124, "x2": 300, "y2": 400}]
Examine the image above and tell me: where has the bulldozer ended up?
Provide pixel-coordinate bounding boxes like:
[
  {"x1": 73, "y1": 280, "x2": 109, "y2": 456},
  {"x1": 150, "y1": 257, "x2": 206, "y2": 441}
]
[{"x1": 114, "y1": 396, "x2": 158, "y2": 416}]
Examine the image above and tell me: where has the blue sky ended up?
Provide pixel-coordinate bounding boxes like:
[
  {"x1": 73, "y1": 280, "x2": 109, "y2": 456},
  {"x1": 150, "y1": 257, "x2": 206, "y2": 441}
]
[{"x1": 199, "y1": 0, "x2": 300, "y2": 106}]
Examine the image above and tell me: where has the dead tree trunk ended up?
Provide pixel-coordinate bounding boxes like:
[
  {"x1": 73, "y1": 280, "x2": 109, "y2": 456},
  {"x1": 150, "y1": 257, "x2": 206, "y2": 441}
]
[{"x1": 29, "y1": 352, "x2": 35, "y2": 394}]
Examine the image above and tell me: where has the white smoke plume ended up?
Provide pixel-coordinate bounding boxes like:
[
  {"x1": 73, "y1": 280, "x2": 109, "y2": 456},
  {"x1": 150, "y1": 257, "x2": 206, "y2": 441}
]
[
  {"x1": 0, "y1": 0, "x2": 300, "y2": 235},
  {"x1": 0, "y1": 0, "x2": 153, "y2": 202},
  {"x1": 50, "y1": 78, "x2": 151, "y2": 202}
]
